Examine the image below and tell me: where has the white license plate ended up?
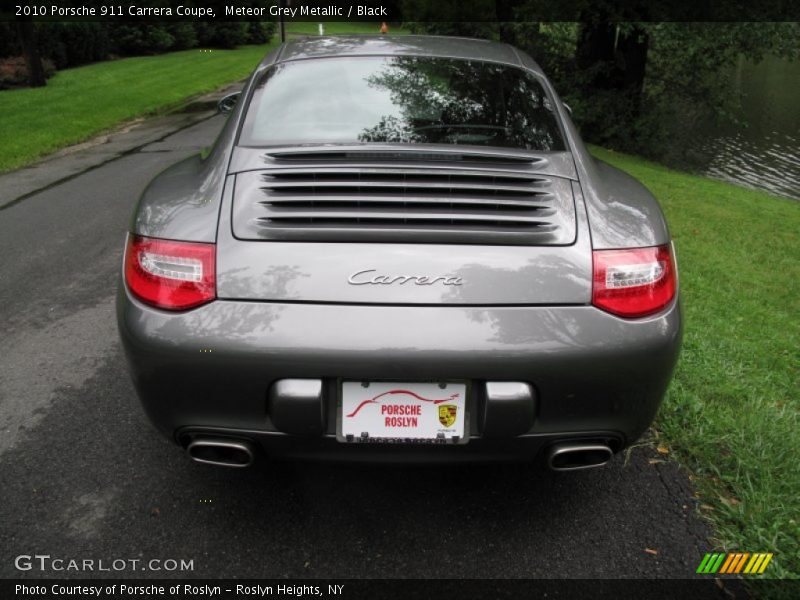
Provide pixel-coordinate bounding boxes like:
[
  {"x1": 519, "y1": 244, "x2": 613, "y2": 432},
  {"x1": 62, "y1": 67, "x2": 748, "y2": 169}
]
[{"x1": 339, "y1": 381, "x2": 467, "y2": 443}]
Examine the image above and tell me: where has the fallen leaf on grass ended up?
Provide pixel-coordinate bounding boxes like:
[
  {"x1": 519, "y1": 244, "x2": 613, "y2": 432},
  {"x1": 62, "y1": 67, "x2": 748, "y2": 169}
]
[{"x1": 656, "y1": 446, "x2": 669, "y2": 455}]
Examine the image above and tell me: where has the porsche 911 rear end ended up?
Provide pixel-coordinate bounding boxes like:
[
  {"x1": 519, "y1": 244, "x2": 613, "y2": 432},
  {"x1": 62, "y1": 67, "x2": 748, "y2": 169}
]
[{"x1": 117, "y1": 37, "x2": 681, "y2": 469}]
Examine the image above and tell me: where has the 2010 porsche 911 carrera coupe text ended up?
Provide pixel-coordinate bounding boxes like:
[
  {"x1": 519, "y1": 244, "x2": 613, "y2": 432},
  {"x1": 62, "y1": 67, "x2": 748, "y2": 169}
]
[{"x1": 117, "y1": 36, "x2": 682, "y2": 470}]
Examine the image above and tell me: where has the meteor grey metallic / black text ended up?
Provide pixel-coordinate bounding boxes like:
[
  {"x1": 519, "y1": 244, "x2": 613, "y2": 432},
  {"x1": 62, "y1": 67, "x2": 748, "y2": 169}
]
[{"x1": 117, "y1": 36, "x2": 682, "y2": 469}]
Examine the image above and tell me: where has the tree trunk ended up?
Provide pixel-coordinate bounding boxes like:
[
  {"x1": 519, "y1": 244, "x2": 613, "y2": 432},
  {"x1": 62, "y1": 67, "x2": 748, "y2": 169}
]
[
  {"x1": 575, "y1": 21, "x2": 618, "y2": 87},
  {"x1": 16, "y1": 18, "x2": 46, "y2": 88},
  {"x1": 495, "y1": 0, "x2": 514, "y2": 43},
  {"x1": 576, "y1": 21, "x2": 648, "y2": 103},
  {"x1": 617, "y1": 28, "x2": 648, "y2": 115},
  {"x1": 574, "y1": 20, "x2": 649, "y2": 143}
]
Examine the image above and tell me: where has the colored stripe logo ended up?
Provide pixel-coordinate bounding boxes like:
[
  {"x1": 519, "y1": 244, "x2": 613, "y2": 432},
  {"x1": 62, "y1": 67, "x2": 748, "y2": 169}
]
[
  {"x1": 345, "y1": 389, "x2": 460, "y2": 418},
  {"x1": 696, "y1": 553, "x2": 773, "y2": 574}
]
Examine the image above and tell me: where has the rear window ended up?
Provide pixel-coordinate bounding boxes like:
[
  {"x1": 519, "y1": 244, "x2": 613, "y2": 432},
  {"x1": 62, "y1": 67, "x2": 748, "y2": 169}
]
[{"x1": 239, "y1": 56, "x2": 566, "y2": 152}]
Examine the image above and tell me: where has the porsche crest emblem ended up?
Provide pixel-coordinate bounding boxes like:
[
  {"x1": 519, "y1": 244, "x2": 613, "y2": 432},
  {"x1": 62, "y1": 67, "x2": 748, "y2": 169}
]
[{"x1": 438, "y1": 404, "x2": 457, "y2": 427}]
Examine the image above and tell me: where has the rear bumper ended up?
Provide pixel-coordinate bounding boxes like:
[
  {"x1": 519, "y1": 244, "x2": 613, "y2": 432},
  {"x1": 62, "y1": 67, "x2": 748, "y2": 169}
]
[{"x1": 117, "y1": 285, "x2": 681, "y2": 463}]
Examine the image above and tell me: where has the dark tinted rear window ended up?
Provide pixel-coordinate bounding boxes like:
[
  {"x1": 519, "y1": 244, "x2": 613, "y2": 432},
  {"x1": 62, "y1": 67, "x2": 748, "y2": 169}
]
[{"x1": 239, "y1": 56, "x2": 565, "y2": 151}]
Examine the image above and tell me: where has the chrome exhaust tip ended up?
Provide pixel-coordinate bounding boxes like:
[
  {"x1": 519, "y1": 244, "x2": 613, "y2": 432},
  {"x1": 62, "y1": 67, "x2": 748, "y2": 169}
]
[
  {"x1": 547, "y1": 443, "x2": 613, "y2": 472},
  {"x1": 186, "y1": 438, "x2": 255, "y2": 468}
]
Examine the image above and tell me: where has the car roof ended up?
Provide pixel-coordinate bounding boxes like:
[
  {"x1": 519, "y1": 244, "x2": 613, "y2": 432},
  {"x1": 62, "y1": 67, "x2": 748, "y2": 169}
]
[{"x1": 266, "y1": 35, "x2": 542, "y2": 73}]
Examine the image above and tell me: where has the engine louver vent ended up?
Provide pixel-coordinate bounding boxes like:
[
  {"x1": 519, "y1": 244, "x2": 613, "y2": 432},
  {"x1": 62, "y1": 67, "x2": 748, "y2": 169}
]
[{"x1": 232, "y1": 163, "x2": 576, "y2": 245}]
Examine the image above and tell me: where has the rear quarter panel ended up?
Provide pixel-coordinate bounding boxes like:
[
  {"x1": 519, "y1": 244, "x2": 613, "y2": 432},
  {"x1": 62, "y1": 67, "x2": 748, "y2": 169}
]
[
  {"x1": 130, "y1": 46, "x2": 283, "y2": 242},
  {"x1": 515, "y1": 49, "x2": 671, "y2": 249}
]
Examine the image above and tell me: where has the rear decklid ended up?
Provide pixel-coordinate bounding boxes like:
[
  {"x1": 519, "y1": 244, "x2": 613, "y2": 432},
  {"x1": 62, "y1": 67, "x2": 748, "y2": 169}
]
[{"x1": 216, "y1": 146, "x2": 592, "y2": 305}]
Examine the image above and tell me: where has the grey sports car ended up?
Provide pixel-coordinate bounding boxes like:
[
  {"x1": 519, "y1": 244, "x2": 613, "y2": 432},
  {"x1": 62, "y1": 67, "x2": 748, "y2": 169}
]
[{"x1": 117, "y1": 36, "x2": 681, "y2": 470}]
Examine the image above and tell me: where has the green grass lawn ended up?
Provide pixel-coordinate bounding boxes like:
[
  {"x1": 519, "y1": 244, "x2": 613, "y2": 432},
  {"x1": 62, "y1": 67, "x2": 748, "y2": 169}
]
[
  {"x1": 593, "y1": 147, "x2": 800, "y2": 583},
  {"x1": 0, "y1": 44, "x2": 276, "y2": 172},
  {"x1": 0, "y1": 22, "x2": 406, "y2": 173}
]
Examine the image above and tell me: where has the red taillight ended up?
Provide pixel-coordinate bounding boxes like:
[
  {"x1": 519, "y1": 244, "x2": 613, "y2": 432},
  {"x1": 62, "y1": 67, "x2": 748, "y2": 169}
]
[
  {"x1": 124, "y1": 235, "x2": 215, "y2": 310},
  {"x1": 592, "y1": 244, "x2": 676, "y2": 318}
]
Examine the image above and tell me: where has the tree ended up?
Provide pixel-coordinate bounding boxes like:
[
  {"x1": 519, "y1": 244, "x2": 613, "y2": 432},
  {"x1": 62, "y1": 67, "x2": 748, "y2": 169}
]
[
  {"x1": 403, "y1": 5, "x2": 800, "y2": 161},
  {"x1": 15, "y1": 17, "x2": 46, "y2": 87},
  {"x1": 572, "y1": 21, "x2": 648, "y2": 143}
]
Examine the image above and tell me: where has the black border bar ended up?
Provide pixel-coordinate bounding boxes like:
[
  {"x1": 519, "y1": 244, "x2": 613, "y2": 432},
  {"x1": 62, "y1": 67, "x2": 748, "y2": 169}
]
[
  {"x1": 3, "y1": 0, "x2": 800, "y2": 23},
  {"x1": 5, "y1": 578, "x2": 795, "y2": 600}
]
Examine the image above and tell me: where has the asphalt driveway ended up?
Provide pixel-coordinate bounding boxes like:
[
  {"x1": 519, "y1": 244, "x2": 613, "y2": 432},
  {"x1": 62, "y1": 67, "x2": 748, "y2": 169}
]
[{"x1": 0, "y1": 114, "x2": 723, "y2": 582}]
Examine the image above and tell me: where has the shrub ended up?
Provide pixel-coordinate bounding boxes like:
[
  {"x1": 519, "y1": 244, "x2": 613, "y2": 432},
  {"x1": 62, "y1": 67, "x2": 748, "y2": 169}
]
[
  {"x1": 195, "y1": 22, "x2": 250, "y2": 48},
  {"x1": 0, "y1": 23, "x2": 20, "y2": 57},
  {"x1": 166, "y1": 23, "x2": 199, "y2": 50},
  {"x1": 113, "y1": 24, "x2": 176, "y2": 55},
  {"x1": 37, "y1": 23, "x2": 114, "y2": 69},
  {"x1": 246, "y1": 21, "x2": 277, "y2": 44},
  {"x1": 0, "y1": 56, "x2": 56, "y2": 90},
  {"x1": 0, "y1": 18, "x2": 274, "y2": 86}
]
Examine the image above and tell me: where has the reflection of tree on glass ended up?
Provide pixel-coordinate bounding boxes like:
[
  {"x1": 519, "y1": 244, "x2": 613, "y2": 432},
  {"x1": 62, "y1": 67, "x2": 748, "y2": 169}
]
[
  {"x1": 358, "y1": 57, "x2": 563, "y2": 150},
  {"x1": 240, "y1": 57, "x2": 565, "y2": 152}
]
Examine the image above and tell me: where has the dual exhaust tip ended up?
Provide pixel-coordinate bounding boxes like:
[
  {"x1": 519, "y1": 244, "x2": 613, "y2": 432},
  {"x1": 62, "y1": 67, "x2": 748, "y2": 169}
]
[
  {"x1": 547, "y1": 443, "x2": 613, "y2": 471},
  {"x1": 185, "y1": 438, "x2": 613, "y2": 470},
  {"x1": 186, "y1": 438, "x2": 255, "y2": 468}
]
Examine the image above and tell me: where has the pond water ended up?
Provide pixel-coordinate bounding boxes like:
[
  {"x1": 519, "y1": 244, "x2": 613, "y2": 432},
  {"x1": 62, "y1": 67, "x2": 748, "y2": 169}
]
[{"x1": 688, "y1": 55, "x2": 800, "y2": 201}]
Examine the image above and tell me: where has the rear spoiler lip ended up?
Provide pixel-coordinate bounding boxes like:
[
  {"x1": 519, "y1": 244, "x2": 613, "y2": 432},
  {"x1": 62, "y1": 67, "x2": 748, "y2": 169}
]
[
  {"x1": 256, "y1": 143, "x2": 552, "y2": 164},
  {"x1": 226, "y1": 145, "x2": 578, "y2": 181}
]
